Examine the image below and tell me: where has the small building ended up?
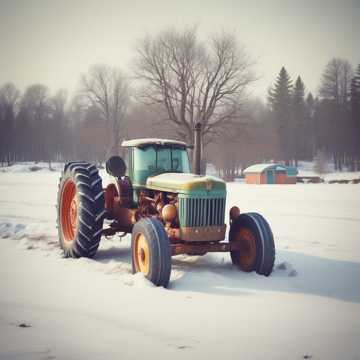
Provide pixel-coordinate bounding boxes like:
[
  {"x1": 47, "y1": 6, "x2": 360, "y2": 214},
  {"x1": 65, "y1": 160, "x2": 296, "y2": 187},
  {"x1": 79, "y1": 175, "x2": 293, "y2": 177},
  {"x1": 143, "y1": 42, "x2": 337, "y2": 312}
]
[
  {"x1": 243, "y1": 163, "x2": 298, "y2": 184},
  {"x1": 285, "y1": 166, "x2": 298, "y2": 184}
]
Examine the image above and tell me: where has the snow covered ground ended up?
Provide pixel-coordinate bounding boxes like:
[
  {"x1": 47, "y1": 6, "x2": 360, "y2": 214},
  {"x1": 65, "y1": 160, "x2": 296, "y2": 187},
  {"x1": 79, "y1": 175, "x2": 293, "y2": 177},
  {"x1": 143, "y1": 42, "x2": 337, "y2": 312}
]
[
  {"x1": 297, "y1": 160, "x2": 360, "y2": 181},
  {"x1": 0, "y1": 165, "x2": 360, "y2": 359}
]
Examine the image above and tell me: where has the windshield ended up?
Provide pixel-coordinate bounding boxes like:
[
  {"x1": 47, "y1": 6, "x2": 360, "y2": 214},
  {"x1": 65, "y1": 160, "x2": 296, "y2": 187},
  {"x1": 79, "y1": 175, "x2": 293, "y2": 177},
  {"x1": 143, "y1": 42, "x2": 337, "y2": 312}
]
[{"x1": 133, "y1": 146, "x2": 190, "y2": 185}]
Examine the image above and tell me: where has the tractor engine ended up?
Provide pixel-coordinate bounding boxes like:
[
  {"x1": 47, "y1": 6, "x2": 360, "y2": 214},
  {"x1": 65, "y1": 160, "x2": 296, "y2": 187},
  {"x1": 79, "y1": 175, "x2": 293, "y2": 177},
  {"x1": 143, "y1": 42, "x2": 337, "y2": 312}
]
[
  {"x1": 104, "y1": 178, "x2": 182, "y2": 240},
  {"x1": 138, "y1": 190, "x2": 179, "y2": 228}
]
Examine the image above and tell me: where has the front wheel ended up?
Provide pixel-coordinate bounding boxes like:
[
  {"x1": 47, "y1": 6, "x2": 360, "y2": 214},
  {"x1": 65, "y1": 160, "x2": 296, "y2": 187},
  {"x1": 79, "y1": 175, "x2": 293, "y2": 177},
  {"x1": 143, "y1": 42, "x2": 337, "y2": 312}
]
[
  {"x1": 229, "y1": 212, "x2": 275, "y2": 276},
  {"x1": 131, "y1": 218, "x2": 171, "y2": 287}
]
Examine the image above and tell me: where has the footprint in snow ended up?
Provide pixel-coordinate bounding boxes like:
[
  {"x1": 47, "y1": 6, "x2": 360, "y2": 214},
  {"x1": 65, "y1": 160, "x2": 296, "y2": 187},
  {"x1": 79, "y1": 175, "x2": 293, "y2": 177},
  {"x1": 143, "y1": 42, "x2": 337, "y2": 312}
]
[
  {"x1": 18, "y1": 322, "x2": 32, "y2": 328},
  {"x1": 15, "y1": 223, "x2": 26, "y2": 232},
  {"x1": 276, "y1": 262, "x2": 288, "y2": 270},
  {"x1": 288, "y1": 269, "x2": 298, "y2": 277},
  {"x1": 275, "y1": 262, "x2": 298, "y2": 277},
  {"x1": 168, "y1": 343, "x2": 192, "y2": 350}
]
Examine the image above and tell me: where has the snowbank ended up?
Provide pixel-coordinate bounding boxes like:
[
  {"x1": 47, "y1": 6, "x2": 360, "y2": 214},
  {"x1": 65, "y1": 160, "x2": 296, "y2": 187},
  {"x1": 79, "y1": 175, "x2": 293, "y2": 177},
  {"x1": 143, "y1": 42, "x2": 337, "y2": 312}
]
[
  {"x1": 0, "y1": 162, "x2": 64, "y2": 173},
  {"x1": 298, "y1": 160, "x2": 360, "y2": 181}
]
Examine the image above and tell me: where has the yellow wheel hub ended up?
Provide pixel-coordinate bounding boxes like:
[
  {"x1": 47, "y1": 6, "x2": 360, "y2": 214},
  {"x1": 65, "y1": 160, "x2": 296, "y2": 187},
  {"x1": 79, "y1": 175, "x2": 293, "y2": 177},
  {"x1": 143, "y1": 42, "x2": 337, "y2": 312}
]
[{"x1": 134, "y1": 233, "x2": 150, "y2": 275}]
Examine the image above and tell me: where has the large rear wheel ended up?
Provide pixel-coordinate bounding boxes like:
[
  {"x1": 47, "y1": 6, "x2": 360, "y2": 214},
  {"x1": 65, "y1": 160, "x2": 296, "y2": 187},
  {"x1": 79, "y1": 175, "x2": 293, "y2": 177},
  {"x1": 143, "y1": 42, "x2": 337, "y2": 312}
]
[
  {"x1": 57, "y1": 162, "x2": 105, "y2": 258},
  {"x1": 131, "y1": 218, "x2": 171, "y2": 287},
  {"x1": 229, "y1": 212, "x2": 275, "y2": 276}
]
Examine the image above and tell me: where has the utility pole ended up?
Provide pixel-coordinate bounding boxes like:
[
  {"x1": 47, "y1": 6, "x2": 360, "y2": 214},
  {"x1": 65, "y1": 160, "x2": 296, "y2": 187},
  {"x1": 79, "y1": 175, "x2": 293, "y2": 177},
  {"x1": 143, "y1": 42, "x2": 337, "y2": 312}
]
[{"x1": 194, "y1": 122, "x2": 202, "y2": 175}]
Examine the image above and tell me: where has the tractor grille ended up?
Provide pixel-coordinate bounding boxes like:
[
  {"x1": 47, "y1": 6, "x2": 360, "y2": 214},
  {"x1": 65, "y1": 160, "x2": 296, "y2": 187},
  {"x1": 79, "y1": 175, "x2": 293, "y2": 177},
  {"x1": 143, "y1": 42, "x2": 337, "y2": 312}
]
[{"x1": 179, "y1": 196, "x2": 226, "y2": 227}]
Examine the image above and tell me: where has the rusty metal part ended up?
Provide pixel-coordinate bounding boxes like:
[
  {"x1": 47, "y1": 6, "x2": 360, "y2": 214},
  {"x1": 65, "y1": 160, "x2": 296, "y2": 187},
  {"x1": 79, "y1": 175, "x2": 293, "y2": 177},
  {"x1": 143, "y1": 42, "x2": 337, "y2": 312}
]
[
  {"x1": 104, "y1": 184, "x2": 118, "y2": 215},
  {"x1": 165, "y1": 227, "x2": 180, "y2": 241},
  {"x1": 60, "y1": 179, "x2": 77, "y2": 242},
  {"x1": 180, "y1": 225, "x2": 226, "y2": 242},
  {"x1": 104, "y1": 179, "x2": 133, "y2": 212},
  {"x1": 112, "y1": 199, "x2": 137, "y2": 228},
  {"x1": 102, "y1": 227, "x2": 117, "y2": 236},
  {"x1": 166, "y1": 193, "x2": 177, "y2": 200},
  {"x1": 102, "y1": 220, "x2": 133, "y2": 236},
  {"x1": 162, "y1": 204, "x2": 177, "y2": 223},
  {"x1": 232, "y1": 227, "x2": 257, "y2": 271},
  {"x1": 154, "y1": 192, "x2": 166, "y2": 214},
  {"x1": 138, "y1": 191, "x2": 158, "y2": 218},
  {"x1": 117, "y1": 176, "x2": 133, "y2": 206},
  {"x1": 171, "y1": 240, "x2": 241, "y2": 256},
  {"x1": 229, "y1": 206, "x2": 240, "y2": 224}
]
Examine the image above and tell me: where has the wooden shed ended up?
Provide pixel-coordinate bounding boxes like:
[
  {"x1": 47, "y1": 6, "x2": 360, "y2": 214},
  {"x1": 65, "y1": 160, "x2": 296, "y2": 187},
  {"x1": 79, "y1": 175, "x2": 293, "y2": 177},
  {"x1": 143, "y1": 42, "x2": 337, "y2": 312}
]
[{"x1": 243, "y1": 163, "x2": 298, "y2": 184}]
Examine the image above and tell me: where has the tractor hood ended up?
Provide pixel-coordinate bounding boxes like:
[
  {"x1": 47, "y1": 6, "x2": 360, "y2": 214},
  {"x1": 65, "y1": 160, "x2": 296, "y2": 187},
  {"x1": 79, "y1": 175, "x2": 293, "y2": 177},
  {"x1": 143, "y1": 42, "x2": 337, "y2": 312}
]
[{"x1": 146, "y1": 173, "x2": 226, "y2": 196}]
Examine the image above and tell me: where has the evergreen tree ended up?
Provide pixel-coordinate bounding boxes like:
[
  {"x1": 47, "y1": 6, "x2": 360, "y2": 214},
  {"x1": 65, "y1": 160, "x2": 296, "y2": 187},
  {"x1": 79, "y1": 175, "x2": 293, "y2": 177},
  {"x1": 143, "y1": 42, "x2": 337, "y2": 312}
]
[
  {"x1": 306, "y1": 93, "x2": 315, "y2": 115},
  {"x1": 305, "y1": 92, "x2": 316, "y2": 157},
  {"x1": 268, "y1": 67, "x2": 293, "y2": 163},
  {"x1": 292, "y1": 76, "x2": 306, "y2": 165}
]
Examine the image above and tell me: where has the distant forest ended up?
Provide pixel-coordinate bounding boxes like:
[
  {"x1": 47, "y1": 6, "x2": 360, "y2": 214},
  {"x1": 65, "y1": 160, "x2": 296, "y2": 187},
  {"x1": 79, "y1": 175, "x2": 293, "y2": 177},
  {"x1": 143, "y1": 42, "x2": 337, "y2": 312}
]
[{"x1": 1, "y1": 28, "x2": 359, "y2": 179}]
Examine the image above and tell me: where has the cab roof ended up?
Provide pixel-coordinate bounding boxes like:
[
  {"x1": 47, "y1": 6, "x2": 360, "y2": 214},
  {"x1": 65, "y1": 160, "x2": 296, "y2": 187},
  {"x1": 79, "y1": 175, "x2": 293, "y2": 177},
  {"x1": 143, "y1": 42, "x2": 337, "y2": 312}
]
[{"x1": 121, "y1": 138, "x2": 188, "y2": 148}]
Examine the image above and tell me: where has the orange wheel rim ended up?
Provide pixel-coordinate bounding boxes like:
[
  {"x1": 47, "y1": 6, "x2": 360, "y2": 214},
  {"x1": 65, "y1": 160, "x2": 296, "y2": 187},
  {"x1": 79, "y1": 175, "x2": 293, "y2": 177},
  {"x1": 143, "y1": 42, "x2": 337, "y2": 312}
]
[
  {"x1": 234, "y1": 228, "x2": 256, "y2": 270},
  {"x1": 60, "y1": 179, "x2": 78, "y2": 242},
  {"x1": 134, "y1": 233, "x2": 150, "y2": 275}
]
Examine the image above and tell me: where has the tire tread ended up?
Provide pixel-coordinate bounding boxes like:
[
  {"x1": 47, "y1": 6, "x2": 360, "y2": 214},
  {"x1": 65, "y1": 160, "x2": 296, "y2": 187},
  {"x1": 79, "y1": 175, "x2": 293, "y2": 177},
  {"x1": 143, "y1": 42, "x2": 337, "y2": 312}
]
[{"x1": 57, "y1": 161, "x2": 105, "y2": 258}]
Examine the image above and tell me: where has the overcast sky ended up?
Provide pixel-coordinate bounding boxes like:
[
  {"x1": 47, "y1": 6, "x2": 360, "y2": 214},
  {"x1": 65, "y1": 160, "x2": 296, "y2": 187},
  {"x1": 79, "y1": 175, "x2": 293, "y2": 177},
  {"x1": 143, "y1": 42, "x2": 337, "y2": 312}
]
[{"x1": 0, "y1": 0, "x2": 359, "y2": 100}]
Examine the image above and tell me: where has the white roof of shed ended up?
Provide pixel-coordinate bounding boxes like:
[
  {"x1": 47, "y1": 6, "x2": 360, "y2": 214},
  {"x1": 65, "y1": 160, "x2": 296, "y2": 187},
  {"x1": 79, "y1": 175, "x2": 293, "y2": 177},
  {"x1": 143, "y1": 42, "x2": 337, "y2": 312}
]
[
  {"x1": 243, "y1": 163, "x2": 287, "y2": 174},
  {"x1": 121, "y1": 138, "x2": 187, "y2": 147}
]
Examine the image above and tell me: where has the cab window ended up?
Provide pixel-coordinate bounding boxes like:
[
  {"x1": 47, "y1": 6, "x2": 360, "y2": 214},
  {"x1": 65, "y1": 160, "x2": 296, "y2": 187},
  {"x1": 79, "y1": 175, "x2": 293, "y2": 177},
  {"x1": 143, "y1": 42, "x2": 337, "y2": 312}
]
[{"x1": 132, "y1": 145, "x2": 190, "y2": 185}]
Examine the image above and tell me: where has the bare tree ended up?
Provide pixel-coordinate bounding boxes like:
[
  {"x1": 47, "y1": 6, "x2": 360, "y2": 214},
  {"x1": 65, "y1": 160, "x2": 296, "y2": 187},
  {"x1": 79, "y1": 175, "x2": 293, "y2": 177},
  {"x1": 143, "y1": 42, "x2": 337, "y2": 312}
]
[
  {"x1": 19, "y1": 84, "x2": 51, "y2": 162},
  {"x1": 50, "y1": 89, "x2": 68, "y2": 163},
  {"x1": 319, "y1": 58, "x2": 353, "y2": 170},
  {"x1": 319, "y1": 58, "x2": 353, "y2": 106},
  {"x1": 208, "y1": 98, "x2": 276, "y2": 180},
  {"x1": 134, "y1": 27, "x2": 255, "y2": 148},
  {"x1": 80, "y1": 64, "x2": 130, "y2": 158},
  {"x1": 0, "y1": 83, "x2": 20, "y2": 107},
  {"x1": 0, "y1": 83, "x2": 20, "y2": 165}
]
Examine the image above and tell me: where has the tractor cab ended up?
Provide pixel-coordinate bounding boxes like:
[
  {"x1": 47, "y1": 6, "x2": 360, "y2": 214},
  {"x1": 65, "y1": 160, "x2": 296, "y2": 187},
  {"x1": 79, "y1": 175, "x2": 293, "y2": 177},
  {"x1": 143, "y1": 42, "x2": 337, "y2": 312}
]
[
  {"x1": 122, "y1": 138, "x2": 191, "y2": 186},
  {"x1": 105, "y1": 138, "x2": 191, "y2": 206}
]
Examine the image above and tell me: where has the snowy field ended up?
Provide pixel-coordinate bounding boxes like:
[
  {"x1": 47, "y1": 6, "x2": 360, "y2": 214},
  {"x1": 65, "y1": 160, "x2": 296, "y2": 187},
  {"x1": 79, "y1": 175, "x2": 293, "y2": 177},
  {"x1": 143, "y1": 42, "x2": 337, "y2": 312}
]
[
  {"x1": 0, "y1": 165, "x2": 360, "y2": 360},
  {"x1": 297, "y1": 160, "x2": 360, "y2": 182}
]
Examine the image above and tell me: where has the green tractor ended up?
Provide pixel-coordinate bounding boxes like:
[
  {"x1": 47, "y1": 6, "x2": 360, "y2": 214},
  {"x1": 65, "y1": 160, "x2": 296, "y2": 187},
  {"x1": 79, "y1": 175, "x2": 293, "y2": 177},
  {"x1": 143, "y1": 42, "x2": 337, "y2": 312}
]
[{"x1": 57, "y1": 137, "x2": 275, "y2": 287}]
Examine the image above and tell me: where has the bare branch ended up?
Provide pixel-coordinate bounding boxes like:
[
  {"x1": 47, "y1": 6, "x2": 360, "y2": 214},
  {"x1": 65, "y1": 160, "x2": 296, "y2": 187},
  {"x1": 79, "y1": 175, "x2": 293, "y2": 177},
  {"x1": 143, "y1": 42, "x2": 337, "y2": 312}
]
[
  {"x1": 134, "y1": 27, "x2": 256, "y2": 146},
  {"x1": 80, "y1": 64, "x2": 130, "y2": 157}
]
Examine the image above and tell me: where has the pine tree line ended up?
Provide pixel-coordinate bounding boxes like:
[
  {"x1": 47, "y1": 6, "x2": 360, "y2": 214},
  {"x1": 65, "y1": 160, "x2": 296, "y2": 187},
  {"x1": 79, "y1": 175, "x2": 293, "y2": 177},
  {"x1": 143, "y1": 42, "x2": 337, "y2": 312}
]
[{"x1": 267, "y1": 60, "x2": 360, "y2": 170}]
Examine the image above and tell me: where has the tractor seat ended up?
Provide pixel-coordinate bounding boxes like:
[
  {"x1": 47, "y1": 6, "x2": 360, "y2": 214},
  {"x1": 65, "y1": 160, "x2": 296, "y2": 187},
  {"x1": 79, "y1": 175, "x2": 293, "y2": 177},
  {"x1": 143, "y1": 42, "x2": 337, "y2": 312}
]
[
  {"x1": 106, "y1": 156, "x2": 127, "y2": 178},
  {"x1": 106, "y1": 156, "x2": 134, "y2": 207}
]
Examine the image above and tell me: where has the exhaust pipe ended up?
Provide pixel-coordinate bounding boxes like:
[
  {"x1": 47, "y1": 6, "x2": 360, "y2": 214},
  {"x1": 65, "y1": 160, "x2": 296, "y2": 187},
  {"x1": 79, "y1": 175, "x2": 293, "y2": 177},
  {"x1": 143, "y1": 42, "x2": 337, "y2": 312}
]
[{"x1": 194, "y1": 122, "x2": 202, "y2": 175}]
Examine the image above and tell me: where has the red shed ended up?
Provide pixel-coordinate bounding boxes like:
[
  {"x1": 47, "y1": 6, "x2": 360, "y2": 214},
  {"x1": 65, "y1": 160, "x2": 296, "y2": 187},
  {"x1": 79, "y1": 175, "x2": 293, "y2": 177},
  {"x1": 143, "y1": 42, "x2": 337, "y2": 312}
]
[{"x1": 243, "y1": 163, "x2": 297, "y2": 184}]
